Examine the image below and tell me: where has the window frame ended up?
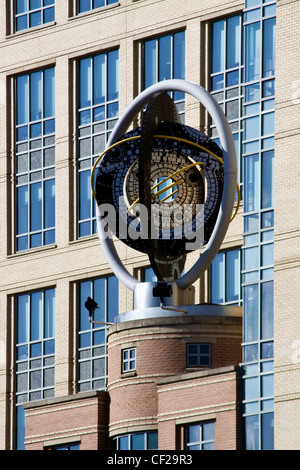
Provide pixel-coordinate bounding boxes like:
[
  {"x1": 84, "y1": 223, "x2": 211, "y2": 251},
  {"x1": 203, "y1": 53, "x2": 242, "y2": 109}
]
[
  {"x1": 14, "y1": 0, "x2": 55, "y2": 33},
  {"x1": 186, "y1": 343, "x2": 211, "y2": 368},
  {"x1": 121, "y1": 347, "x2": 136, "y2": 373},
  {"x1": 185, "y1": 421, "x2": 215, "y2": 450}
]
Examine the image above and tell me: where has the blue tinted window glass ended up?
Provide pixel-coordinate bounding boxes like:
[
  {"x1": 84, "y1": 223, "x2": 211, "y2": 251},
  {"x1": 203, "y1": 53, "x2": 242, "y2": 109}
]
[
  {"x1": 107, "y1": 275, "x2": 118, "y2": 323},
  {"x1": 263, "y1": 18, "x2": 276, "y2": 78},
  {"x1": 16, "y1": 406, "x2": 25, "y2": 450},
  {"x1": 203, "y1": 422, "x2": 215, "y2": 441},
  {"x1": 227, "y1": 16, "x2": 240, "y2": 69},
  {"x1": 211, "y1": 252, "x2": 224, "y2": 303},
  {"x1": 30, "y1": 291, "x2": 43, "y2": 341},
  {"x1": 94, "y1": 54, "x2": 106, "y2": 105},
  {"x1": 94, "y1": 0, "x2": 105, "y2": 7},
  {"x1": 30, "y1": 182, "x2": 42, "y2": 232},
  {"x1": 159, "y1": 35, "x2": 171, "y2": 81},
  {"x1": 244, "y1": 154, "x2": 259, "y2": 212},
  {"x1": 262, "y1": 112, "x2": 274, "y2": 136},
  {"x1": 29, "y1": 11, "x2": 42, "y2": 28},
  {"x1": 261, "y1": 281, "x2": 273, "y2": 339},
  {"x1": 107, "y1": 50, "x2": 119, "y2": 101},
  {"x1": 16, "y1": 15, "x2": 28, "y2": 31},
  {"x1": 243, "y1": 284, "x2": 259, "y2": 342},
  {"x1": 80, "y1": 281, "x2": 92, "y2": 331},
  {"x1": 44, "y1": 68, "x2": 55, "y2": 118},
  {"x1": 30, "y1": 0, "x2": 41, "y2": 8},
  {"x1": 226, "y1": 250, "x2": 240, "y2": 301},
  {"x1": 43, "y1": 6, "x2": 54, "y2": 23},
  {"x1": 17, "y1": 186, "x2": 29, "y2": 235},
  {"x1": 144, "y1": 40, "x2": 157, "y2": 89},
  {"x1": 245, "y1": 22, "x2": 261, "y2": 82},
  {"x1": 262, "y1": 150, "x2": 274, "y2": 209},
  {"x1": 131, "y1": 433, "x2": 145, "y2": 450},
  {"x1": 17, "y1": 0, "x2": 27, "y2": 14},
  {"x1": 93, "y1": 278, "x2": 106, "y2": 323},
  {"x1": 17, "y1": 75, "x2": 29, "y2": 125},
  {"x1": 44, "y1": 179, "x2": 55, "y2": 229},
  {"x1": 79, "y1": 0, "x2": 90, "y2": 13},
  {"x1": 93, "y1": 329, "x2": 105, "y2": 345},
  {"x1": 79, "y1": 170, "x2": 91, "y2": 222},
  {"x1": 30, "y1": 72, "x2": 42, "y2": 121},
  {"x1": 80, "y1": 58, "x2": 92, "y2": 108},
  {"x1": 44, "y1": 289, "x2": 55, "y2": 338},
  {"x1": 18, "y1": 295, "x2": 29, "y2": 344},
  {"x1": 262, "y1": 412, "x2": 274, "y2": 450},
  {"x1": 212, "y1": 20, "x2": 225, "y2": 73},
  {"x1": 147, "y1": 432, "x2": 158, "y2": 450},
  {"x1": 119, "y1": 436, "x2": 129, "y2": 450}
]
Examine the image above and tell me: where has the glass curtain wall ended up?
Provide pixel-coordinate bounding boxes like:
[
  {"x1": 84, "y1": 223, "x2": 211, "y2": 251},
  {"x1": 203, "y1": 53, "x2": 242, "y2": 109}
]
[
  {"x1": 78, "y1": 50, "x2": 119, "y2": 237},
  {"x1": 15, "y1": 67, "x2": 55, "y2": 252},
  {"x1": 210, "y1": 0, "x2": 276, "y2": 449},
  {"x1": 78, "y1": 275, "x2": 118, "y2": 391},
  {"x1": 143, "y1": 31, "x2": 185, "y2": 120},
  {"x1": 15, "y1": 288, "x2": 55, "y2": 449}
]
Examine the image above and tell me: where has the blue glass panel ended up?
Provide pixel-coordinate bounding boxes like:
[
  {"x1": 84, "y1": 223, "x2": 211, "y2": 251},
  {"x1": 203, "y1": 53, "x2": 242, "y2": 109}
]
[
  {"x1": 79, "y1": 109, "x2": 91, "y2": 126},
  {"x1": 17, "y1": 344, "x2": 28, "y2": 360},
  {"x1": 80, "y1": 58, "x2": 92, "y2": 109},
  {"x1": 93, "y1": 106, "x2": 105, "y2": 121},
  {"x1": 29, "y1": 11, "x2": 42, "y2": 28},
  {"x1": 244, "y1": 116, "x2": 259, "y2": 140},
  {"x1": 30, "y1": 122, "x2": 42, "y2": 138},
  {"x1": 173, "y1": 31, "x2": 185, "y2": 100},
  {"x1": 262, "y1": 412, "x2": 274, "y2": 450},
  {"x1": 79, "y1": 221, "x2": 90, "y2": 237},
  {"x1": 212, "y1": 20, "x2": 225, "y2": 73},
  {"x1": 17, "y1": 125, "x2": 28, "y2": 142},
  {"x1": 44, "y1": 119, "x2": 55, "y2": 135},
  {"x1": 30, "y1": 72, "x2": 42, "y2": 121},
  {"x1": 245, "y1": 22, "x2": 261, "y2": 83},
  {"x1": 30, "y1": 0, "x2": 41, "y2": 8},
  {"x1": 203, "y1": 422, "x2": 214, "y2": 441},
  {"x1": 243, "y1": 376, "x2": 258, "y2": 400},
  {"x1": 31, "y1": 232, "x2": 42, "y2": 247},
  {"x1": 261, "y1": 243, "x2": 273, "y2": 267},
  {"x1": 44, "y1": 339, "x2": 55, "y2": 355},
  {"x1": 18, "y1": 295, "x2": 29, "y2": 344},
  {"x1": 44, "y1": 229, "x2": 55, "y2": 245},
  {"x1": 119, "y1": 436, "x2": 129, "y2": 450},
  {"x1": 263, "y1": 18, "x2": 276, "y2": 78},
  {"x1": 261, "y1": 210, "x2": 274, "y2": 228},
  {"x1": 226, "y1": 70, "x2": 239, "y2": 87},
  {"x1": 79, "y1": 0, "x2": 90, "y2": 13},
  {"x1": 245, "y1": 0, "x2": 260, "y2": 7},
  {"x1": 262, "y1": 341, "x2": 273, "y2": 359},
  {"x1": 131, "y1": 433, "x2": 145, "y2": 450},
  {"x1": 93, "y1": 329, "x2": 105, "y2": 345},
  {"x1": 79, "y1": 170, "x2": 91, "y2": 222},
  {"x1": 144, "y1": 267, "x2": 157, "y2": 282},
  {"x1": 44, "y1": 68, "x2": 55, "y2": 118},
  {"x1": 262, "y1": 373, "x2": 274, "y2": 398},
  {"x1": 159, "y1": 35, "x2": 171, "y2": 82},
  {"x1": 244, "y1": 246, "x2": 259, "y2": 270},
  {"x1": 226, "y1": 250, "x2": 240, "y2": 301},
  {"x1": 17, "y1": 0, "x2": 27, "y2": 14},
  {"x1": 144, "y1": 40, "x2": 157, "y2": 89},
  {"x1": 227, "y1": 16, "x2": 240, "y2": 69},
  {"x1": 107, "y1": 276, "x2": 118, "y2": 323},
  {"x1": 43, "y1": 6, "x2": 54, "y2": 23},
  {"x1": 30, "y1": 182, "x2": 42, "y2": 232},
  {"x1": 261, "y1": 281, "x2": 273, "y2": 339},
  {"x1": 243, "y1": 284, "x2": 259, "y2": 342},
  {"x1": 79, "y1": 332, "x2": 91, "y2": 348},
  {"x1": 31, "y1": 342, "x2": 42, "y2": 357},
  {"x1": 17, "y1": 75, "x2": 29, "y2": 125},
  {"x1": 17, "y1": 185, "x2": 29, "y2": 235},
  {"x1": 262, "y1": 112, "x2": 274, "y2": 136},
  {"x1": 263, "y1": 79, "x2": 275, "y2": 97},
  {"x1": 244, "y1": 83, "x2": 260, "y2": 103},
  {"x1": 107, "y1": 102, "x2": 118, "y2": 118},
  {"x1": 211, "y1": 252, "x2": 224, "y2": 303},
  {"x1": 44, "y1": 0, "x2": 54, "y2": 6},
  {"x1": 80, "y1": 281, "x2": 92, "y2": 331},
  {"x1": 148, "y1": 432, "x2": 158, "y2": 450},
  {"x1": 243, "y1": 343, "x2": 258, "y2": 362},
  {"x1": 44, "y1": 289, "x2": 55, "y2": 338},
  {"x1": 188, "y1": 424, "x2": 200, "y2": 443},
  {"x1": 211, "y1": 74, "x2": 224, "y2": 91},
  {"x1": 16, "y1": 15, "x2": 28, "y2": 31},
  {"x1": 244, "y1": 154, "x2": 259, "y2": 212},
  {"x1": 16, "y1": 406, "x2": 25, "y2": 450},
  {"x1": 94, "y1": 54, "x2": 106, "y2": 105},
  {"x1": 17, "y1": 236, "x2": 28, "y2": 251},
  {"x1": 44, "y1": 179, "x2": 55, "y2": 229},
  {"x1": 94, "y1": 0, "x2": 105, "y2": 7},
  {"x1": 93, "y1": 278, "x2": 106, "y2": 323},
  {"x1": 107, "y1": 50, "x2": 119, "y2": 101},
  {"x1": 245, "y1": 415, "x2": 259, "y2": 450},
  {"x1": 31, "y1": 291, "x2": 43, "y2": 341}
]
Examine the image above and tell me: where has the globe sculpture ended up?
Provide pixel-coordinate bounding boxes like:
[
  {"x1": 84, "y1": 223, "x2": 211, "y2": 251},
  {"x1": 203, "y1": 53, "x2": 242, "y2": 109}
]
[{"x1": 91, "y1": 80, "x2": 238, "y2": 313}]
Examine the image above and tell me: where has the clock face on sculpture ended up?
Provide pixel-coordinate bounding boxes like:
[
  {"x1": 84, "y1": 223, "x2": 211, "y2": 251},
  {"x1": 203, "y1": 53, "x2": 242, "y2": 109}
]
[{"x1": 95, "y1": 92, "x2": 225, "y2": 282}]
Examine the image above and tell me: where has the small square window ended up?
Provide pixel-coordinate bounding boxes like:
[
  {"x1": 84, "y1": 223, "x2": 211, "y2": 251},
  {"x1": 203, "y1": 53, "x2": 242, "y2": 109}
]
[
  {"x1": 187, "y1": 344, "x2": 211, "y2": 367},
  {"x1": 122, "y1": 348, "x2": 136, "y2": 373}
]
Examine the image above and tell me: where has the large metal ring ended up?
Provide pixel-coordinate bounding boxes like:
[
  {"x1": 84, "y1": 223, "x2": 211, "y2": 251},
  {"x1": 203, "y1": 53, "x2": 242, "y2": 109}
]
[{"x1": 96, "y1": 79, "x2": 237, "y2": 291}]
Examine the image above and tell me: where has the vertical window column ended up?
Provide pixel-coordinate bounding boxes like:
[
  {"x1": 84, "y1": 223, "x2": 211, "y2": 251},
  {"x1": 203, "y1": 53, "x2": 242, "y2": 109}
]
[
  {"x1": 78, "y1": 50, "x2": 119, "y2": 238},
  {"x1": 15, "y1": 67, "x2": 55, "y2": 252}
]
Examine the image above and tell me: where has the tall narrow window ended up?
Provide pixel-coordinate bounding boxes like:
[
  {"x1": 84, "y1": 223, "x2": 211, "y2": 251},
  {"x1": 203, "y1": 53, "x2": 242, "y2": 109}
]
[
  {"x1": 210, "y1": 249, "x2": 241, "y2": 305},
  {"x1": 15, "y1": 0, "x2": 55, "y2": 32},
  {"x1": 78, "y1": 50, "x2": 119, "y2": 237},
  {"x1": 15, "y1": 288, "x2": 55, "y2": 450},
  {"x1": 78, "y1": 275, "x2": 118, "y2": 391},
  {"x1": 15, "y1": 67, "x2": 55, "y2": 252},
  {"x1": 143, "y1": 31, "x2": 185, "y2": 119}
]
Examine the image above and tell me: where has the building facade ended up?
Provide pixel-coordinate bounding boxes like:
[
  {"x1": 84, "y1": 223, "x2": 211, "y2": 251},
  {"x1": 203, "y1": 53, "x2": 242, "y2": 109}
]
[{"x1": 0, "y1": 0, "x2": 299, "y2": 450}]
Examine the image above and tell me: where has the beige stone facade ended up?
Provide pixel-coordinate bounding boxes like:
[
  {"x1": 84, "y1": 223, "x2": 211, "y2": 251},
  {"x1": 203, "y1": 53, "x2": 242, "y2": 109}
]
[{"x1": 0, "y1": 0, "x2": 299, "y2": 451}]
